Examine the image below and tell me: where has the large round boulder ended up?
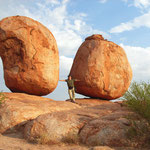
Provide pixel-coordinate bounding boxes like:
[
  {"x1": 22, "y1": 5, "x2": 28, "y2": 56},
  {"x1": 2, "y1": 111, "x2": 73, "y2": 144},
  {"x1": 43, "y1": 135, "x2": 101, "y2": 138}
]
[
  {"x1": 0, "y1": 16, "x2": 59, "y2": 96},
  {"x1": 70, "y1": 34, "x2": 132, "y2": 100}
]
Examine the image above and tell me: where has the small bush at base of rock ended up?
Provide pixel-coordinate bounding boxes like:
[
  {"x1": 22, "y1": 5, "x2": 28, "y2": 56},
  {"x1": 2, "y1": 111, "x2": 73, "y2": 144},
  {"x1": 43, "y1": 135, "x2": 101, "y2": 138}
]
[
  {"x1": 123, "y1": 81, "x2": 150, "y2": 123},
  {"x1": 122, "y1": 81, "x2": 150, "y2": 148}
]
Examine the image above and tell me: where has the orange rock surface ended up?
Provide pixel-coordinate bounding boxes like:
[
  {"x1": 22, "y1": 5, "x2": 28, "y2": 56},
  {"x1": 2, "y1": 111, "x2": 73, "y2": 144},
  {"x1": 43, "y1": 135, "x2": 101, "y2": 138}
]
[
  {"x1": 24, "y1": 98, "x2": 132, "y2": 147},
  {"x1": 0, "y1": 93, "x2": 147, "y2": 148},
  {"x1": 0, "y1": 16, "x2": 59, "y2": 96},
  {"x1": 70, "y1": 34, "x2": 132, "y2": 100},
  {"x1": 0, "y1": 93, "x2": 80, "y2": 134}
]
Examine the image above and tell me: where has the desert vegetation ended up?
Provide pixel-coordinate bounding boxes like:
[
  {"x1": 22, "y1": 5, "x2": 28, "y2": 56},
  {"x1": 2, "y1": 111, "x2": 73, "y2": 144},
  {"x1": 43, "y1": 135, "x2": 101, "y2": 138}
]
[
  {"x1": 123, "y1": 81, "x2": 150, "y2": 122},
  {"x1": 123, "y1": 81, "x2": 150, "y2": 148}
]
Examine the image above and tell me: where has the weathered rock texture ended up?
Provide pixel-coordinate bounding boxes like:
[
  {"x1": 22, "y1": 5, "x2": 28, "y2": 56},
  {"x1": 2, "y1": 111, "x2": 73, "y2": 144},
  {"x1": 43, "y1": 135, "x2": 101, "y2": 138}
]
[
  {"x1": 70, "y1": 34, "x2": 132, "y2": 100},
  {"x1": 24, "y1": 99, "x2": 132, "y2": 147},
  {"x1": 0, "y1": 16, "x2": 59, "y2": 96},
  {"x1": 0, "y1": 93, "x2": 148, "y2": 149},
  {"x1": 0, "y1": 93, "x2": 80, "y2": 133}
]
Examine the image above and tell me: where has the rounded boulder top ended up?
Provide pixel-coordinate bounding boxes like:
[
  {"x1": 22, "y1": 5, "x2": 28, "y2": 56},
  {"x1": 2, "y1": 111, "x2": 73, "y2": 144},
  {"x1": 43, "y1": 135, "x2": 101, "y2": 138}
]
[
  {"x1": 0, "y1": 16, "x2": 59, "y2": 96},
  {"x1": 85, "y1": 34, "x2": 105, "y2": 40}
]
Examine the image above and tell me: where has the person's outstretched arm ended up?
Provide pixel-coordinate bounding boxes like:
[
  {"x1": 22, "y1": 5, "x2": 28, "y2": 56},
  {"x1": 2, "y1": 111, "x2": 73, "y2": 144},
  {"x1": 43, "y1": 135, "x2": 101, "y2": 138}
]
[{"x1": 59, "y1": 79, "x2": 66, "y2": 82}]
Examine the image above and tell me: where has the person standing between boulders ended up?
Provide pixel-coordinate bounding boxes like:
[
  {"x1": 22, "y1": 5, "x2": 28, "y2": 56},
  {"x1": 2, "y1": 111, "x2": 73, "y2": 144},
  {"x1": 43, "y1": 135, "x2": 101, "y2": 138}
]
[{"x1": 59, "y1": 75, "x2": 80, "y2": 103}]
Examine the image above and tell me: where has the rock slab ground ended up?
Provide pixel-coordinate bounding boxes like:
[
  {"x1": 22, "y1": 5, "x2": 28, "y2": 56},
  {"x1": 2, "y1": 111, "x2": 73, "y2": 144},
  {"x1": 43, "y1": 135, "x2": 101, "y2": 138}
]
[
  {"x1": 24, "y1": 99, "x2": 131, "y2": 147},
  {"x1": 0, "y1": 93, "x2": 80, "y2": 133},
  {"x1": 0, "y1": 93, "x2": 149, "y2": 150},
  {"x1": 70, "y1": 34, "x2": 132, "y2": 100},
  {"x1": 0, "y1": 16, "x2": 59, "y2": 96}
]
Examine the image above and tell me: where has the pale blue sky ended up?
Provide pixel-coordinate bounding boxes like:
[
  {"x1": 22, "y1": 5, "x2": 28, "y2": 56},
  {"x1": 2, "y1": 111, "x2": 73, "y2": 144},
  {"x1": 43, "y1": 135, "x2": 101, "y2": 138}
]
[{"x1": 0, "y1": 0, "x2": 150, "y2": 100}]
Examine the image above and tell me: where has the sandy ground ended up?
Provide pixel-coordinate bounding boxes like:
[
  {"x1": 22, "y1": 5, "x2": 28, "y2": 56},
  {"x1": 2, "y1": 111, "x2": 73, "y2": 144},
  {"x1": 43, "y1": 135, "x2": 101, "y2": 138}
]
[
  {"x1": 0, "y1": 132, "x2": 89, "y2": 150},
  {"x1": 1, "y1": 130, "x2": 149, "y2": 150}
]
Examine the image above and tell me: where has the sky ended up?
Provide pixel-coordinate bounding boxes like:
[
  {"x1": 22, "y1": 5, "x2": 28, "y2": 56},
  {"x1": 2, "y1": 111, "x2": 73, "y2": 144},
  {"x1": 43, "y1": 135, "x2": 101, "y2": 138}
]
[{"x1": 0, "y1": 0, "x2": 150, "y2": 100}]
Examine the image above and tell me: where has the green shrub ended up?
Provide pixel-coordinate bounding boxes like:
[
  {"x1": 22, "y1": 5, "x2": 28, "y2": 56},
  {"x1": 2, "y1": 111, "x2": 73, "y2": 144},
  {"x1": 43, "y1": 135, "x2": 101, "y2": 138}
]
[
  {"x1": 0, "y1": 92, "x2": 5, "y2": 106},
  {"x1": 122, "y1": 82, "x2": 150, "y2": 148},
  {"x1": 122, "y1": 81, "x2": 150, "y2": 123}
]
